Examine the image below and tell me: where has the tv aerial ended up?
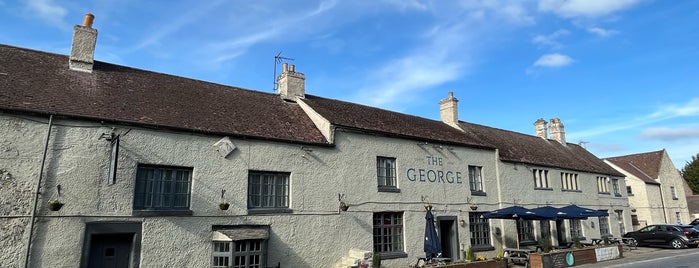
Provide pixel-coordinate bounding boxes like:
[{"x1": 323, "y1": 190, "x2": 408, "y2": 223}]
[{"x1": 273, "y1": 51, "x2": 294, "y2": 91}]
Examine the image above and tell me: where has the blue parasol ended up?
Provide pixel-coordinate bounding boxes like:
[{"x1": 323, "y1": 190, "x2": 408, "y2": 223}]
[{"x1": 424, "y1": 208, "x2": 441, "y2": 260}]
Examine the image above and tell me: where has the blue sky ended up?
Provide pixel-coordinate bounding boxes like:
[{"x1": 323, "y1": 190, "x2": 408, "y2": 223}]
[{"x1": 1, "y1": 0, "x2": 698, "y2": 169}]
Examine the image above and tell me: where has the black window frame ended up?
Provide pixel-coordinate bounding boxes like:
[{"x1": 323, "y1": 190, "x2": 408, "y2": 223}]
[
  {"x1": 469, "y1": 212, "x2": 493, "y2": 251},
  {"x1": 377, "y1": 157, "x2": 399, "y2": 193},
  {"x1": 133, "y1": 164, "x2": 193, "y2": 216},
  {"x1": 247, "y1": 171, "x2": 291, "y2": 214},
  {"x1": 468, "y1": 165, "x2": 485, "y2": 195},
  {"x1": 373, "y1": 212, "x2": 407, "y2": 259}
]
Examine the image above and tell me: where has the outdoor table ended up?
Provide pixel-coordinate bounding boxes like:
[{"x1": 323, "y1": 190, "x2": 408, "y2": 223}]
[
  {"x1": 590, "y1": 238, "x2": 604, "y2": 245},
  {"x1": 504, "y1": 248, "x2": 535, "y2": 265}
]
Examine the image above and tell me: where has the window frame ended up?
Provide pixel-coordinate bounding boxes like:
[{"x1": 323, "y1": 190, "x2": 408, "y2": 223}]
[
  {"x1": 626, "y1": 186, "x2": 634, "y2": 196},
  {"x1": 469, "y1": 212, "x2": 494, "y2": 251},
  {"x1": 533, "y1": 169, "x2": 551, "y2": 190},
  {"x1": 247, "y1": 171, "x2": 291, "y2": 214},
  {"x1": 468, "y1": 165, "x2": 485, "y2": 195},
  {"x1": 597, "y1": 176, "x2": 609, "y2": 194},
  {"x1": 599, "y1": 215, "x2": 610, "y2": 237},
  {"x1": 611, "y1": 179, "x2": 621, "y2": 197},
  {"x1": 517, "y1": 220, "x2": 536, "y2": 245},
  {"x1": 560, "y1": 172, "x2": 580, "y2": 192},
  {"x1": 671, "y1": 186, "x2": 678, "y2": 200},
  {"x1": 569, "y1": 219, "x2": 584, "y2": 240},
  {"x1": 377, "y1": 157, "x2": 399, "y2": 193},
  {"x1": 372, "y1": 212, "x2": 407, "y2": 259},
  {"x1": 132, "y1": 164, "x2": 193, "y2": 216},
  {"x1": 212, "y1": 239, "x2": 266, "y2": 268}
]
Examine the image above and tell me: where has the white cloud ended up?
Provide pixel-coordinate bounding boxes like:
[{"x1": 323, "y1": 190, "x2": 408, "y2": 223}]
[
  {"x1": 25, "y1": 0, "x2": 67, "y2": 26},
  {"x1": 649, "y1": 98, "x2": 699, "y2": 118},
  {"x1": 538, "y1": 0, "x2": 640, "y2": 18},
  {"x1": 532, "y1": 29, "x2": 570, "y2": 48},
  {"x1": 640, "y1": 126, "x2": 699, "y2": 141},
  {"x1": 569, "y1": 98, "x2": 699, "y2": 140},
  {"x1": 532, "y1": 53, "x2": 573, "y2": 67},
  {"x1": 587, "y1": 26, "x2": 618, "y2": 37}
]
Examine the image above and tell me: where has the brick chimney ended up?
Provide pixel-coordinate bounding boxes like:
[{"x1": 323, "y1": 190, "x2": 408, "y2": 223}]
[
  {"x1": 534, "y1": 118, "x2": 547, "y2": 139},
  {"x1": 549, "y1": 118, "x2": 566, "y2": 144},
  {"x1": 277, "y1": 63, "x2": 305, "y2": 100},
  {"x1": 69, "y1": 13, "x2": 98, "y2": 72},
  {"x1": 439, "y1": 92, "x2": 459, "y2": 127}
]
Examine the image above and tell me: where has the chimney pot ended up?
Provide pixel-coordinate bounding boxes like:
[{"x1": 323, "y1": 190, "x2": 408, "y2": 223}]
[
  {"x1": 277, "y1": 64, "x2": 305, "y2": 100},
  {"x1": 290, "y1": 64, "x2": 295, "y2": 73},
  {"x1": 282, "y1": 63, "x2": 288, "y2": 73},
  {"x1": 439, "y1": 91, "x2": 460, "y2": 128},
  {"x1": 82, "y1": 13, "x2": 95, "y2": 28}
]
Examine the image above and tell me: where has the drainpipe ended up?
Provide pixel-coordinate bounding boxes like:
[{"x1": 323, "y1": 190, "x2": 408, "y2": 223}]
[
  {"x1": 24, "y1": 115, "x2": 53, "y2": 268},
  {"x1": 658, "y1": 184, "x2": 668, "y2": 223}
]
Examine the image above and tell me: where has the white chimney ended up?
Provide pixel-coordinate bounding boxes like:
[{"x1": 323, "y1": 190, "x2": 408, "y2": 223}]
[
  {"x1": 69, "y1": 13, "x2": 98, "y2": 72},
  {"x1": 439, "y1": 92, "x2": 459, "y2": 127},
  {"x1": 534, "y1": 118, "x2": 547, "y2": 139},
  {"x1": 277, "y1": 63, "x2": 305, "y2": 100},
  {"x1": 549, "y1": 118, "x2": 566, "y2": 144}
]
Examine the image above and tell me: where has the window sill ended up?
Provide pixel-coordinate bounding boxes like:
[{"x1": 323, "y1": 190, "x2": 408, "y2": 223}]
[
  {"x1": 378, "y1": 186, "x2": 401, "y2": 193},
  {"x1": 377, "y1": 251, "x2": 408, "y2": 260},
  {"x1": 598, "y1": 192, "x2": 610, "y2": 195},
  {"x1": 471, "y1": 191, "x2": 487, "y2": 196},
  {"x1": 248, "y1": 208, "x2": 293, "y2": 215},
  {"x1": 561, "y1": 189, "x2": 582, "y2": 193},
  {"x1": 519, "y1": 240, "x2": 537, "y2": 246},
  {"x1": 534, "y1": 187, "x2": 553, "y2": 191},
  {"x1": 132, "y1": 209, "x2": 193, "y2": 217},
  {"x1": 615, "y1": 194, "x2": 623, "y2": 197}
]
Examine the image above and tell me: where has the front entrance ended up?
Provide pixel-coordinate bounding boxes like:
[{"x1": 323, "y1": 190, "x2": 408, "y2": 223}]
[
  {"x1": 88, "y1": 234, "x2": 134, "y2": 268},
  {"x1": 80, "y1": 222, "x2": 142, "y2": 268},
  {"x1": 437, "y1": 216, "x2": 459, "y2": 261}
]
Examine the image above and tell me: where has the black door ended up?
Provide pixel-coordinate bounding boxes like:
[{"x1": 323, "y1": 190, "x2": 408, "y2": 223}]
[
  {"x1": 437, "y1": 217, "x2": 459, "y2": 261},
  {"x1": 556, "y1": 220, "x2": 566, "y2": 246},
  {"x1": 88, "y1": 233, "x2": 134, "y2": 268}
]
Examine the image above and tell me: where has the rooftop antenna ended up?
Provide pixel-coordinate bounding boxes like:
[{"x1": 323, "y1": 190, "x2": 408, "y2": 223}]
[
  {"x1": 273, "y1": 51, "x2": 294, "y2": 91},
  {"x1": 578, "y1": 141, "x2": 590, "y2": 148}
]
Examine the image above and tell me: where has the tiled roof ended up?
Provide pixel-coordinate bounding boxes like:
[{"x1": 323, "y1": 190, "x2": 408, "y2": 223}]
[
  {"x1": 605, "y1": 150, "x2": 664, "y2": 180},
  {"x1": 302, "y1": 95, "x2": 495, "y2": 149},
  {"x1": 457, "y1": 121, "x2": 625, "y2": 176},
  {"x1": 606, "y1": 158, "x2": 660, "y2": 185},
  {"x1": 0, "y1": 44, "x2": 328, "y2": 145},
  {"x1": 1, "y1": 43, "x2": 619, "y2": 177}
]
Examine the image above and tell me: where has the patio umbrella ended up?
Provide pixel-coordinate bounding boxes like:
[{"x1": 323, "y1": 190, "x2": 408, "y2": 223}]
[
  {"x1": 557, "y1": 205, "x2": 608, "y2": 219},
  {"x1": 482, "y1": 206, "x2": 556, "y2": 249},
  {"x1": 424, "y1": 208, "x2": 441, "y2": 260},
  {"x1": 530, "y1": 206, "x2": 562, "y2": 220}
]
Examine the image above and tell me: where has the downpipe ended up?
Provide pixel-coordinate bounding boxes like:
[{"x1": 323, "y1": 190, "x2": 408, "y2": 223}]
[{"x1": 24, "y1": 114, "x2": 53, "y2": 268}]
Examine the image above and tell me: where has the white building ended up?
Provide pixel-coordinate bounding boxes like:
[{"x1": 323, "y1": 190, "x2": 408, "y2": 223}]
[
  {"x1": 605, "y1": 150, "x2": 692, "y2": 229},
  {"x1": 1, "y1": 14, "x2": 630, "y2": 268}
]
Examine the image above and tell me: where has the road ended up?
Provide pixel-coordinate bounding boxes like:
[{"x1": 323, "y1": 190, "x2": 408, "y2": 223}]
[{"x1": 575, "y1": 246, "x2": 699, "y2": 268}]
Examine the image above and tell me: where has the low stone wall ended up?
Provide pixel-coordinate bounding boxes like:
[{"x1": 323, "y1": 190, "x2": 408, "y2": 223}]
[
  {"x1": 529, "y1": 245, "x2": 623, "y2": 268},
  {"x1": 437, "y1": 259, "x2": 507, "y2": 268}
]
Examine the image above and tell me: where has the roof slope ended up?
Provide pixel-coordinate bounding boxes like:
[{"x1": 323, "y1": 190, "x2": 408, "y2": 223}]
[
  {"x1": 302, "y1": 95, "x2": 494, "y2": 149},
  {"x1": 457, "y1": 121, "x2": 624, "y2": 176},
  {"x1": 606, "y1": 158, "x2": 660, "y2": 185},
  {"x1": 606, "y1": 150, "x2": 664, "y2": 180},
  {"x1": 0, "y1": 44, "x2": 328, "y2": 144}
]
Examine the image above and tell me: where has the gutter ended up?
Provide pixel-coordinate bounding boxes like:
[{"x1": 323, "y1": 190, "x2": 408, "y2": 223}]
[{"x1": 23, "y1": 114, "x2": 53, "y2": 268}]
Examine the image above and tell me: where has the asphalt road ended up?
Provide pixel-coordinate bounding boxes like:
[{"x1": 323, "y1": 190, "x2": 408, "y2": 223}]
[{"x1": 575, "y1": 246, "x2": 699, "y2": 268}]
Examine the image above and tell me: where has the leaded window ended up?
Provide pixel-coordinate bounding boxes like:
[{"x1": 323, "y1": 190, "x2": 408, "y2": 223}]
[
  {"x1": 248, "y1": 171, "x2": 289, "y2": 209},
  {"x1": 373, "y1": 212, "x2": 404, "y2": 254},
  {"x1": 469, "y1": 166, "x2": 484, "y2": 193},
  {"x1": 569, "y1": 219, "x2": 583, "y2": 239},
  {"x1": 599, "y1": 216, "x2": 610, "y2": 236},
  {"x1": 134, "y1": 165, "x2": 192, "y2": 210},
  {"x1": 212, "y1": 240, "x2": 263, "y2": 268},
  {"x1": 517, "y1": 220, "x2": 535, "y2": 243},
  {"x1": 377, "y1": 157, "x2": 397, "y2": 189},
  {"x1": 469, "y1": 212, "x2": 491, "y2": 247}
]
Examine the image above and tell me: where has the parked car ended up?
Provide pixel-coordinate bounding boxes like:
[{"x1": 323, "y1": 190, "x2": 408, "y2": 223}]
[
  {"x1": 690, "y1": 219, "x2": 699, "y2": 229},
  {"x1": 623, "y1": 224, "x2": 699, "y2": 249}
]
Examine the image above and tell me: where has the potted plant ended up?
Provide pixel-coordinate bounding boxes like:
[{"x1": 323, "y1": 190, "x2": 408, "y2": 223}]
[
  {"x1": 219, "y1": 202, "x2": 230, "y2": 210},
  {"x1": 339, "y1": 201, "x2": 349, "y2": 211},
  {"x1": 48, "y1": 199, "x2": 64, "y2": 211}
]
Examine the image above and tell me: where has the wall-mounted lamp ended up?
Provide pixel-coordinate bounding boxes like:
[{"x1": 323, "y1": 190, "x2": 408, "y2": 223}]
[
  {"x1": 470, "y1": 204, "x2": 478, "y2": 211},
  {"x1": 590, "y1": 221, "x2": 595, "y2": 229},
  {"x1": 459, "y1": 219, "x2": 466, "y2": 226}
]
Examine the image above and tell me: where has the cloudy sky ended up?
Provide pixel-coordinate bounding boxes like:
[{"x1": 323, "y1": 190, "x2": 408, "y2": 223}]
[{"x1": 1, "y1": 0, "x2": 698, "y2": 169}]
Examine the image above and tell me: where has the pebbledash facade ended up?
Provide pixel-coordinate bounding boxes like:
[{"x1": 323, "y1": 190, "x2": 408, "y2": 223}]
[{"x1": 1, "y1": 15, "x2": 633, "y2": 268}]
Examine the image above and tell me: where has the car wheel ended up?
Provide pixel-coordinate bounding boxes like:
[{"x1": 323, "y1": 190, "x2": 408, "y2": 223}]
[{"x1": 670, "y1": 238, "x2": 684, "y2": 249}]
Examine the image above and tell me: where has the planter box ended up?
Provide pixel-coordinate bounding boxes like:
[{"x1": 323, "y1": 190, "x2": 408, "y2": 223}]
[
  {"x1": 529, "y1": 245, "x2": 623, "y2": 268},
  {"x1": 436, "y1": 259, "x2": 507, "y2": 268}
]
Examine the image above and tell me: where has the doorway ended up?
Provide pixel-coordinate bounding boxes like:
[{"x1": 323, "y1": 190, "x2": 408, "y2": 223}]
[
  {"x1": 88, "y1": 233, "x2": 134, "y2": 268},
  {"x1": 80, "y1": 222, "x2": 142, "y2": 268},
  {"x1": 437, "y1": 216, "x2": 460, "y2": 261}
]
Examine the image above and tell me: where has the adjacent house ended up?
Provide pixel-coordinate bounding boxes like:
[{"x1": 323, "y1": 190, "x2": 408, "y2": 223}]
[
  {"x1": 605, "y1": 149, "x2": 691, "y2": 229},
  {"x1": 1, "y1": 14, "x2": 631, "y2": 268}
]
